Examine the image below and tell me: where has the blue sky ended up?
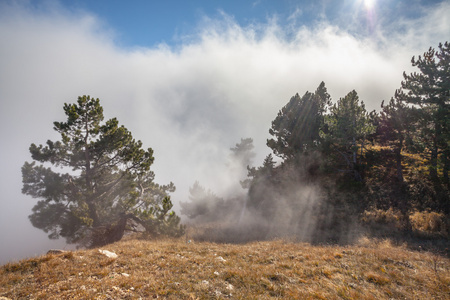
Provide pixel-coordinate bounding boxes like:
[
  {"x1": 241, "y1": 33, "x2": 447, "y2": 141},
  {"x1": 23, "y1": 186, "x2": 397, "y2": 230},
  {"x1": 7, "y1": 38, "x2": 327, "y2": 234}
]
[
  {"x1": 0, "y1": 0, "x2": 449, "y2": 264},
  {"x1": 57, "y1": 0, "x2": 319, "y2": 47},
  {"x1": 50, "y1": 0, "x2": 445, "y2": 47}
]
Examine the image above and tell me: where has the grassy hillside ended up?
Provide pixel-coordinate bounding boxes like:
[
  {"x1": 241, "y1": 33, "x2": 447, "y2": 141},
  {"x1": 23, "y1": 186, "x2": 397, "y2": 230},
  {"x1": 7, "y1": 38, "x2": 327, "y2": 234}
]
[{"x1": 1, "y1": 236, "x2": 449, "y2": 299}]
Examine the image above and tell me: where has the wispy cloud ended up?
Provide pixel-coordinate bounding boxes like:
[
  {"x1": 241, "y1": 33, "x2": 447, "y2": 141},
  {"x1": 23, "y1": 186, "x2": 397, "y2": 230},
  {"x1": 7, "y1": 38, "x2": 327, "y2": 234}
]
[{"x1": 252, "y1": 0, "x2": 262, "y2": 8}]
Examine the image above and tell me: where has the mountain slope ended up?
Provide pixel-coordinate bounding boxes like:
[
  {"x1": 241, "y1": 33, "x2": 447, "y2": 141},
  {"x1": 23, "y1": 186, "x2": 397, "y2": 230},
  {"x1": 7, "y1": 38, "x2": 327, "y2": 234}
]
[{"x1": 1, "y1": 237, "x2": 449, "y2": 299}]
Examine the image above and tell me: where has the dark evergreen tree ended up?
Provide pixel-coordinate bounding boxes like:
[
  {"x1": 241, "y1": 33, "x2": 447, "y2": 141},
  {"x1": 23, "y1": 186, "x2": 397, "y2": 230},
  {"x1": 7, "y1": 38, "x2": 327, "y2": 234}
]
[
  {"x1": 22, "y1": 96, "x2": 184, "y2": 247},
  {"x1": 397, "y1": 41, "x2": 450, "y2": 183},
  {"x1": 323, "y1": 90, "x2": 376, "y2": 181},
  {"x1": 378, "y1": 96, "x2": 414, "y2": 182},
  {"x1": 267, "y1": 82, "x2": 331, "y2": 159}
]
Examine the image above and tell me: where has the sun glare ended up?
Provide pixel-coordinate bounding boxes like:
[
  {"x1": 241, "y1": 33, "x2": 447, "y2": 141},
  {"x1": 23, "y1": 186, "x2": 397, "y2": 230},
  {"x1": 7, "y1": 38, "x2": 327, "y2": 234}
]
[{"x1": 364, "y1": 0, "x2": 375, "y2": 9}]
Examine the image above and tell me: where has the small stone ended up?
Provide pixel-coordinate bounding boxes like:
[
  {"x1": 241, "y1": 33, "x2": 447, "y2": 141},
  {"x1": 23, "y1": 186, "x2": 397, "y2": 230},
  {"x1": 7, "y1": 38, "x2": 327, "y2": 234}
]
[{"x1": 98, "y1": 249, "x2": 118, "y2": 258}]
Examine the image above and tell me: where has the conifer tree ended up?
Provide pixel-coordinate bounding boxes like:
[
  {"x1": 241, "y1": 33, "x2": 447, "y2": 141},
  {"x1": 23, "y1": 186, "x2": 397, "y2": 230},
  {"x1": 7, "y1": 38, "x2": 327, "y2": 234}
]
[
  {"x1": 397, "y1": 42, "x2": 450, "y2": 183},
  {"x1": 323, "y1": 90, "x2": 375, "y2": 181},
  {"x1": 267, "y1": 82, "x2": 331, "y2": 159},
  {"x1": 378, "y1": 96, "x2": 414, "y2": 182},
  {"x1": 245, "y1": 154, "x2": 278, "y2": 217},
  {"x1": 22, "y1": 96, "x2": 184, "y2": 247}
]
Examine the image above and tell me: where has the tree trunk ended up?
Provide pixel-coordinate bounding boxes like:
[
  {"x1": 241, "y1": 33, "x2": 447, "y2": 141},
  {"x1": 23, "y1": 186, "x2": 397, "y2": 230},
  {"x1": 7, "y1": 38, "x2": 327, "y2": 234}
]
[
  {"x1": 352, "y1": 135, "x2": 362, "y2": 181},
  {"x1": 430, "y1": 145, "x2": 438, "y2": 181},
  {"x1": 395, "y1": 139, "x2": 404, "y2": 182},
  {"x1": 87, "y1": 200, "x2": 100, "y2": 227},
  {"x1": 90, "y1": 214, "x2": 129, "y2": 247},
  {"x1": 443, "y1": 150, "x2": 449, "y2": 185}
]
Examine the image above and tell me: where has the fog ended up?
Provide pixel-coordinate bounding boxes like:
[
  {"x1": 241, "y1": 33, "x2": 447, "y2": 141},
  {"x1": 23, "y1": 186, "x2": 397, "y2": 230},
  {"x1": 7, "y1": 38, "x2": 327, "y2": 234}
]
[{"x1": 1, "y1": 1, "x2": 449, "y2": 264}]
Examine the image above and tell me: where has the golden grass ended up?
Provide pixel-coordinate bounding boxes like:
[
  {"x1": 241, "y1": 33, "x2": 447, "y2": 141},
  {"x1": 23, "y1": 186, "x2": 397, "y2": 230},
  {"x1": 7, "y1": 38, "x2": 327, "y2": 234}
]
[
  {"x1": 1, "y1": 236, "x2": 449, "y2": 299},
  {"x1": 410, "y1": 210, "x2": 449, "y2": 235},
  {"x1": 361, "y1": 208, "x2": 450, "y2": 240}
]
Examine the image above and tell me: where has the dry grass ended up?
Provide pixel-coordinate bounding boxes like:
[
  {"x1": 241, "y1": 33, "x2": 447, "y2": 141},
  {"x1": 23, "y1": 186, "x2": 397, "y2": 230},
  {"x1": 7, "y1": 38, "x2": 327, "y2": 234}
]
[
  {"x1": 361, "y1": 208, "x2": 406, "y2": 231},
  {"x1": 361, "y1": 208, "x2": 450, "y2": 241},
  {"x1": 1, "y1": 236, "x2": 449, "y2": 299},
  {"x1": 410, "y1": 210, "x2": 449, "y2": 235}
]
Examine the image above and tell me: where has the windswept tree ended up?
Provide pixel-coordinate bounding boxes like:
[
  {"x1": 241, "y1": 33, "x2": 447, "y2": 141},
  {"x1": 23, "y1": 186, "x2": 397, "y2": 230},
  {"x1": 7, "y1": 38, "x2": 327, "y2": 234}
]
[
  {"x1": 397, "y1": 41, "x2": 450, "y2": 183},
  {"x1": 22, "y1": 96, "x2": 184, "y2": 247}
]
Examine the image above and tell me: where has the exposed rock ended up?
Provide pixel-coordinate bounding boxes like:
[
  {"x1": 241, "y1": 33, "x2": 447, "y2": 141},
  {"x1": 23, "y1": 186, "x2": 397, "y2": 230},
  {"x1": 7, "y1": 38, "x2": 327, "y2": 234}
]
[
  {"x1": 215, "y1": 256, "x2": 226, "y2": 262},
  {"x1": 98, "y1": 249, "x2": 118, "y2": 258}
]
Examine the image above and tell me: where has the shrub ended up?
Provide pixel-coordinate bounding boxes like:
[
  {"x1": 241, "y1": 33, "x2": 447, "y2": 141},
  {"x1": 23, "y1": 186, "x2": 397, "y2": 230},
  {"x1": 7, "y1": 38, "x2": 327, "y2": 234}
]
[
  {"x1": 409, "y1": 210, "x2": 448, "y2": 235},
  {"x1": 360, "y1": 208, "x2": 406, "y2": 232}
]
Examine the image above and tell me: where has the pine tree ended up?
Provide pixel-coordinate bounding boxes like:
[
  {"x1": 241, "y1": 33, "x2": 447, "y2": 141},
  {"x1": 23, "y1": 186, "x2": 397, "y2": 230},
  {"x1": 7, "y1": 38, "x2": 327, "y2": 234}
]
[
  {"x1": 323, "y1": 90, "x2": 376, "y2": 181},
  {"x1": 245, "y1": 154, "x2": 278, "y2": 217},
  {"x1": 22, "y1": 96, "x2": 184, "y2": 247},
  {"x1": 267, "y1": 82, "x2": 331, "y2": 159},
  {"x1": 397, "y1": 42, "x2": 450, "y2": 183},
  {"x1": 378, "y1": 96, "x2": 414, "y2": 182}
]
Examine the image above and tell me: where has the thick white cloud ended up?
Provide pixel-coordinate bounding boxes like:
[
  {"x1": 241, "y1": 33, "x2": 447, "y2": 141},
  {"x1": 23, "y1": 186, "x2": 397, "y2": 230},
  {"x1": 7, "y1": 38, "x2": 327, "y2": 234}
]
[{"x1": 0, "y1": 0, "x2": 448, "y2": 263}]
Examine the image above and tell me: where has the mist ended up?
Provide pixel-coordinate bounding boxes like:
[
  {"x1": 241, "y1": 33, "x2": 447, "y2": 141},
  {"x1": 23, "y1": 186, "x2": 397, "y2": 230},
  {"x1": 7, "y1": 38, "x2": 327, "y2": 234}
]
[
  {"x1": 184, "y1": 147, "x2": 362, "y2": 245},
  {"x1": 1, "y1": 0, "x2": 449, "y2": 264}
]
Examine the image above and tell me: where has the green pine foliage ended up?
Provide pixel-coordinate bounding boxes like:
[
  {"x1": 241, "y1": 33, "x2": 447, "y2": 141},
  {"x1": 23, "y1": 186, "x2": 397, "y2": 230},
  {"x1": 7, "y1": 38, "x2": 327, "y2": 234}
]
[
  {"x1": 397, "y1": 42, "x2": 450, "y2": 182},
  {"x1": 322, "y1": 90, "x2": 376, "y2": 182},
  {"x1": 22, "y1": 96, "x2": 184, "y2": 248},
  {"x1": 267, "y1": 82, "x2": 331, "y2": 159}
]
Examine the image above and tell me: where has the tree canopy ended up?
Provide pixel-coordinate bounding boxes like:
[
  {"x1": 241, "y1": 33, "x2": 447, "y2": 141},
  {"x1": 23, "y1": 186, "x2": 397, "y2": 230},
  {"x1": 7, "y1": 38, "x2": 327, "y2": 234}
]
[
  {"x1": 397, "y1": 42, "x2": 450, "y2": 182},
  {"x1": 22, "y1": 96, "x2": 184, "y2": 247},
  {"x1": 322, "y1": 90, "x2": 376, "y2": 181},
  {"x1": 267, "y1": 82, "x2": 330, "y2": 159}
]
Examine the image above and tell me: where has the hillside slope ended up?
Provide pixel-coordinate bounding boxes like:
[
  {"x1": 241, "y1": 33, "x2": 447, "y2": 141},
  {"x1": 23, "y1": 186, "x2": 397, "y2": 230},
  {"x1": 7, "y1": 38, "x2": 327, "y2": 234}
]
[{"x1": 1, "y1": 237, "x2": 449, "y2": 299}]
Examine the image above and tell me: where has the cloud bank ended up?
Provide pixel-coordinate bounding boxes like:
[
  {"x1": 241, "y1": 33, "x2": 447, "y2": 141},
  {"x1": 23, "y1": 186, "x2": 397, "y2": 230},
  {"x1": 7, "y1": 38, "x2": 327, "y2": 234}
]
[{"x1": 0, "y1": 0, "x2": 449, "y2": 263}]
